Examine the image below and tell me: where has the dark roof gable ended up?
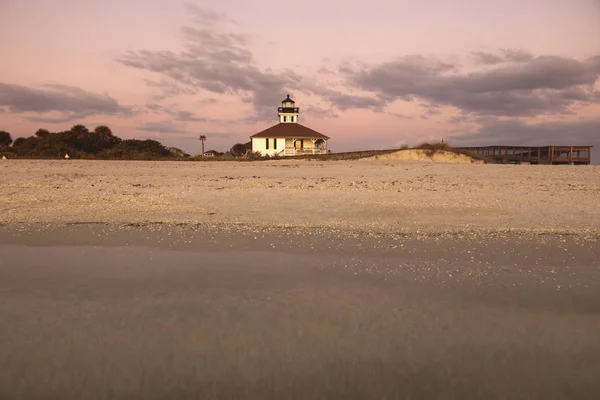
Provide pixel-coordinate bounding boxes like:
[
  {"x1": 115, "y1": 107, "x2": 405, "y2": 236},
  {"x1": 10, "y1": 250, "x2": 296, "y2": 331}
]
[{"x1": 250, "y1": 123, "x2": 329, "y2": 139}]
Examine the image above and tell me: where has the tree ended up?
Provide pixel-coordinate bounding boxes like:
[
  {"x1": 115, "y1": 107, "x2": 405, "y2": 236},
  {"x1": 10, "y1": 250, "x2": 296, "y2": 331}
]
[
  {"x1": 82, "y1": 125, "x2": 120, "y2": 153},
  {"x1": 70, "y1": 124, "x2": 89, "y2": 135},
  {"x1": 59, "y1": 124, "x2": 120, "y2": 154},
  {"x1": 167, "y1": 147, "x2": 190, "y2": 158},
  {"x1": 35, "y1": 129, "x2": 50, "y2": 138},
  {"x1": 12, "y1": 137, "x2": 26, "y2": 147},
  {"x1": 0, "y1": 131, "x2": 12, "y2": 147},
  {"x1": 230, "y1": 143, "x2": 247, "y2": 157},
  {"x1": 11, "y1": 136, "x2": 46, "y2": 156},
  {"x1": 4, "y1": 124, "x2": 184, "y2": 159},
  {"x1": 98, "y1": 139, "x2": 171, "y2": 159},
  {"x1": 94, "y1": 125, "x2": 113, "y2": 136}
]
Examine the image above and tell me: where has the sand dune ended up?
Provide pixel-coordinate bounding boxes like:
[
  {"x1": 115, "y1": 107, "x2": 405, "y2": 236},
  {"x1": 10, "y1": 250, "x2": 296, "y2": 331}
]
[{"x1": 360, "y1": 149, "x2": 482, "y2": 163}]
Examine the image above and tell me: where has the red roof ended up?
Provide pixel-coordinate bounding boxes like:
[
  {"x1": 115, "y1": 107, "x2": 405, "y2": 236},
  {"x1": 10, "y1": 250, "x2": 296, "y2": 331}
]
[{"x1": 250, "y1": 123, "x2": 329, "y2": 139}]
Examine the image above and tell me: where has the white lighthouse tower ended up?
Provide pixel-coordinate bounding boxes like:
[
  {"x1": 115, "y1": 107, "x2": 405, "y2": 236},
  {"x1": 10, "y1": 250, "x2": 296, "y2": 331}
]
[{"x1": 277, "y1": 94, "x2": 299, "y2": 123}]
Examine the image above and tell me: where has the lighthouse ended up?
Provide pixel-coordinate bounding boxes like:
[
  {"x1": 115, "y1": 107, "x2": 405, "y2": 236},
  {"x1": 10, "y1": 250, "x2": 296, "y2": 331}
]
[
  {"x1": 277, "y1": 94, "x2": 299, "y2": 123},
  {"x1": 249, "y1": 94, "x2": 329, "y2": 157}
]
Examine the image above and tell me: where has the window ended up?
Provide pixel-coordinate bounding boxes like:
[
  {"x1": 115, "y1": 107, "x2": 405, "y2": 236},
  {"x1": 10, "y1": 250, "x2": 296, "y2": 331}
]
[
  {"x1": 266, "y1": 138, "x2": 269, "y2": 149},
  {"x1": 291, "y1": 116, "x2": 294, "y2": 122},
  {"x1": 283, "y1": 116, "x2": 286, "y2": 122},
  {"x1": 274, "y1": 138, "x2": 277, "y2": 149}
]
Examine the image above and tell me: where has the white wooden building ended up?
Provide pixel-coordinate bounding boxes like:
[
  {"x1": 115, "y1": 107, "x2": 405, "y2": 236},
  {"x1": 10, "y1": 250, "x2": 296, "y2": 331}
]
[{"x1": 250, "y1": 95, "x2": 330, "y2": 157}]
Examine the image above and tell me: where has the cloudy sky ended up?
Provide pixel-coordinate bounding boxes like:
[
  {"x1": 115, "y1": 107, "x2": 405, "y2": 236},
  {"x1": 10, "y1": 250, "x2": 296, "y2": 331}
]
[{"x1": 1, "y1": 0, "x2": 600, "y2": 155}]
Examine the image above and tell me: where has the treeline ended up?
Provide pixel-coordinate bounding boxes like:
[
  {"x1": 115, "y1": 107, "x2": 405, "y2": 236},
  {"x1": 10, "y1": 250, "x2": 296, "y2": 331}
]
[{"x1": 0, "y1": 125, "x2": 189, "y2": 160}]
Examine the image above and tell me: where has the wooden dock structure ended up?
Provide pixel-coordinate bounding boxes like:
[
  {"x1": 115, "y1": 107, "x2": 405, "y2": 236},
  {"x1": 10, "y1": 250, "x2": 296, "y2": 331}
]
[{"x1": 456, "y1": 146, "x2": 592, "y2": 165}]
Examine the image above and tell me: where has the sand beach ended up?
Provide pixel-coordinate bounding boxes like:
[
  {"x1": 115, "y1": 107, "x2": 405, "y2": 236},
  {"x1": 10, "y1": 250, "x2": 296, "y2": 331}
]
[
  {"x1": 2, "y1": 159, "x2": 600, "y2": 233},
  {"x1": 1, "y1": 159, "x2": 600, "y2": 399}
]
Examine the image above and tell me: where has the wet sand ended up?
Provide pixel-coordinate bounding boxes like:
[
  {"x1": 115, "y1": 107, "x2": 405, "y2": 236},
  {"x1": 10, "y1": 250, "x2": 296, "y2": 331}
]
[{"x1": 1, "y1": 224, "x2": 600, "y2": 399}]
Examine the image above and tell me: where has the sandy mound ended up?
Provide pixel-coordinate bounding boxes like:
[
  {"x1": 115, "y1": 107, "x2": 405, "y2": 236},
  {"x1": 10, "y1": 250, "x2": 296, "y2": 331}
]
[{"x1": 362, "y1": 149, "x2": 482, "y2": 163}]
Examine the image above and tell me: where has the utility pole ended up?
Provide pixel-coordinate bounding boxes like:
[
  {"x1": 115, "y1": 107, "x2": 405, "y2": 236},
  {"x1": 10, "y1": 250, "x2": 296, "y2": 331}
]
[{"x1": 199, "y1": 135, "x2": 206, "y2": 156}]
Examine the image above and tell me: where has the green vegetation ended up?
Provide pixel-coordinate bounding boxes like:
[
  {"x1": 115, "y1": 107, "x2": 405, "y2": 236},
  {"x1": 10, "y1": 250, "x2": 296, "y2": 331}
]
[
  {"x1": 415, "y1": 142, "x2": 454, "y2": 157},
  {"x1": 229, "y1": 143, "x2": 248, "y2": 157},
  {"x1": 0, "y1": 130, "x2": 13, "y2": 148},
  {"x1": 0, "y1": 125, "x2": 189, "y2": 160},
  {"x1": 0, "y1": 128, "x2": 284, "y2": 161},
  {"x1": 191, "y1": 151, "x2": 283, "y2": 162}
]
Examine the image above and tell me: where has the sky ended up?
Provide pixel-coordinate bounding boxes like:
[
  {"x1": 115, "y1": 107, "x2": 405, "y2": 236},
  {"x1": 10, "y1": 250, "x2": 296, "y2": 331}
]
[{"x1": 1, "y1": 0, "x2": 600, "y2": 157}]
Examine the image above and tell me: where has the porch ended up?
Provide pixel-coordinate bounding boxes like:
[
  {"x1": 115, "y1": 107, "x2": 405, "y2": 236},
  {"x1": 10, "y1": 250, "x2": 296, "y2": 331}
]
[
  {"x1": 282, "y1": 138, "x2": 328, "y2": 156},
  {"x1": 283, "y1": 148, "x2": 329, "y2": 156}
]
